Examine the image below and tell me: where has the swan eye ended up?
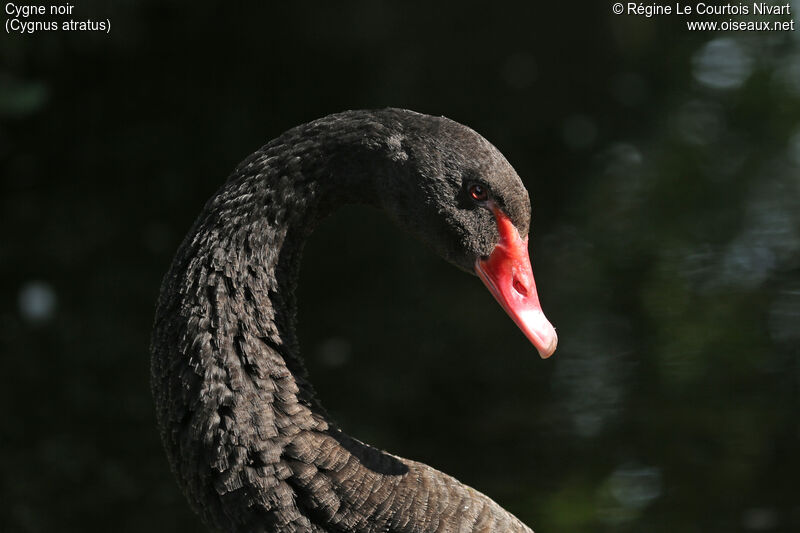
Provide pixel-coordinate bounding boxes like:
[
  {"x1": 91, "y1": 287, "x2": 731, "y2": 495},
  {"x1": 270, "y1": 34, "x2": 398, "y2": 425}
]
[{"x1": 468, "y1": 184, "x2": 488, "y2": 202}]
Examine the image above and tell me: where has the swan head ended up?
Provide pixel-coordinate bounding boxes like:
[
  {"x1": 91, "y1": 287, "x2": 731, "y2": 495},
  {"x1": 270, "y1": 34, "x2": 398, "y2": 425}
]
[{"x1": 375, "y1": 110, "x2": 557, "y2": 359}]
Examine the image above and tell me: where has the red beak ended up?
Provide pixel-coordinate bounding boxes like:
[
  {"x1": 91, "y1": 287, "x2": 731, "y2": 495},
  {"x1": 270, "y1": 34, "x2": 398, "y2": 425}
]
[{"x1": 474, "y1": 205, "x2": 557, "y2": 359}]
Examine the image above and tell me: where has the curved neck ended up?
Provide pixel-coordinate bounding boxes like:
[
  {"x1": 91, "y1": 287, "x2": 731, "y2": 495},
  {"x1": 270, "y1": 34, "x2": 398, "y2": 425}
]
[{"x1": 151, "y1": 110, "x2": 533, "y2": 533}]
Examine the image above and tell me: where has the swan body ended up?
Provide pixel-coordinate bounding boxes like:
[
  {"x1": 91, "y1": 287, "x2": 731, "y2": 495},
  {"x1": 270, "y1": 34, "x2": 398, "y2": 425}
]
[{"x1": 151, "y1": 109, "x2": 556, "y2": 532}]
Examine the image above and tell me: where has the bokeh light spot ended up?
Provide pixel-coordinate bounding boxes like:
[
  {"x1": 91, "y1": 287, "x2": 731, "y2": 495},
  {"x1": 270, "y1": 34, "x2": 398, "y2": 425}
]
[
  {"x1": 18, "y1": 281, "x2": 57, "y2": 324},
  {"x1": 692, "y1": 38, "x2": 753, "y2": 90}
]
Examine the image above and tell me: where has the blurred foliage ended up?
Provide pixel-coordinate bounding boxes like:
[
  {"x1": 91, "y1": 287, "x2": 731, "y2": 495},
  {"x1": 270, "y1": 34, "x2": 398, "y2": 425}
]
[{"x1": 1, "y1": 1, "x2": 799, "y2": 532}]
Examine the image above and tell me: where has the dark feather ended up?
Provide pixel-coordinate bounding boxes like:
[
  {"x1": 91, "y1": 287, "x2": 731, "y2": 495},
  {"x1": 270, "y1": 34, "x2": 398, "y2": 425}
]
[{"x1": 151, "y1": 109, "x2": 534, "y2": 533}]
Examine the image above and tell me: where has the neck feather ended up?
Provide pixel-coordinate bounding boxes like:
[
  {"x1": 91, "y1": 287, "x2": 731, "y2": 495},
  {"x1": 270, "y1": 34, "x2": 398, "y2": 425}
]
[{"x1": 150, "y1": 110, "x2": 533, "y2": 533}]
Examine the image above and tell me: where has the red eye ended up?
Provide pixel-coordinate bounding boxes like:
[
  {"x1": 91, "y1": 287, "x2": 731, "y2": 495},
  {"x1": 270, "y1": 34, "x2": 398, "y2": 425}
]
[{"x1": 469, "y1": 184, "x2": 488, "y2": 202}]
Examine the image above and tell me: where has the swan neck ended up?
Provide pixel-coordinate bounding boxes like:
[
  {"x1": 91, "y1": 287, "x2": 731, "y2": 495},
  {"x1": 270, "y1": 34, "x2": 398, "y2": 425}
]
[
  {"x1": 151, "y1": 112, "x2": 404, "y2": 530},
  {"x1": 150, "y1": 110, "x2": 534, "y2": 533}
]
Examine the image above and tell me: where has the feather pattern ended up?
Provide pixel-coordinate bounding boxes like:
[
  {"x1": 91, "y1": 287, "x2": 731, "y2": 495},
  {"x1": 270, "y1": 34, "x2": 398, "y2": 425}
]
[{"x1": 151, "y1": 109, "x2": 535, "y2": 533}]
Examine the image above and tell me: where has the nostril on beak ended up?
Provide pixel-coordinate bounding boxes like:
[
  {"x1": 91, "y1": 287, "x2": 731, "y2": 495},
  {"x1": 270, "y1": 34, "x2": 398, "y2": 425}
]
[{"x1": 512, "y1": 278, "x2": 529, "y2": 297}]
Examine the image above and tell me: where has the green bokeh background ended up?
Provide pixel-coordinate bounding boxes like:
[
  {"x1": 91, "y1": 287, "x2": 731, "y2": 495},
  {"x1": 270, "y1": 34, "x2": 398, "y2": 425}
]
[{"x1": 2, "y1": 2, "x2": 799, "y2": 532}]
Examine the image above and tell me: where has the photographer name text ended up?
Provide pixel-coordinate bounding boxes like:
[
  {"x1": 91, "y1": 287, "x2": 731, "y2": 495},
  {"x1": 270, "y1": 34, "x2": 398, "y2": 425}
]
[{"x1": 622, "y1": 2, "x2": 790, "y2": 16}]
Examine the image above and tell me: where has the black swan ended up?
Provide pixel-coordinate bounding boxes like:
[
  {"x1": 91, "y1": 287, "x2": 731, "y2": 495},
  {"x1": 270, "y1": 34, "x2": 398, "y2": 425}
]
[{"x1": 150, "y1": 108, "x2": 557, "y2": 533}]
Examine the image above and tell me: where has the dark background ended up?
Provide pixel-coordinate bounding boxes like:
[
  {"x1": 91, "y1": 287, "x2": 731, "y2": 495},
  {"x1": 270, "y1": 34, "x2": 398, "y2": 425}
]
[{"x1": 2, "y1": 1, "x2": 799, "y2": 532}]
